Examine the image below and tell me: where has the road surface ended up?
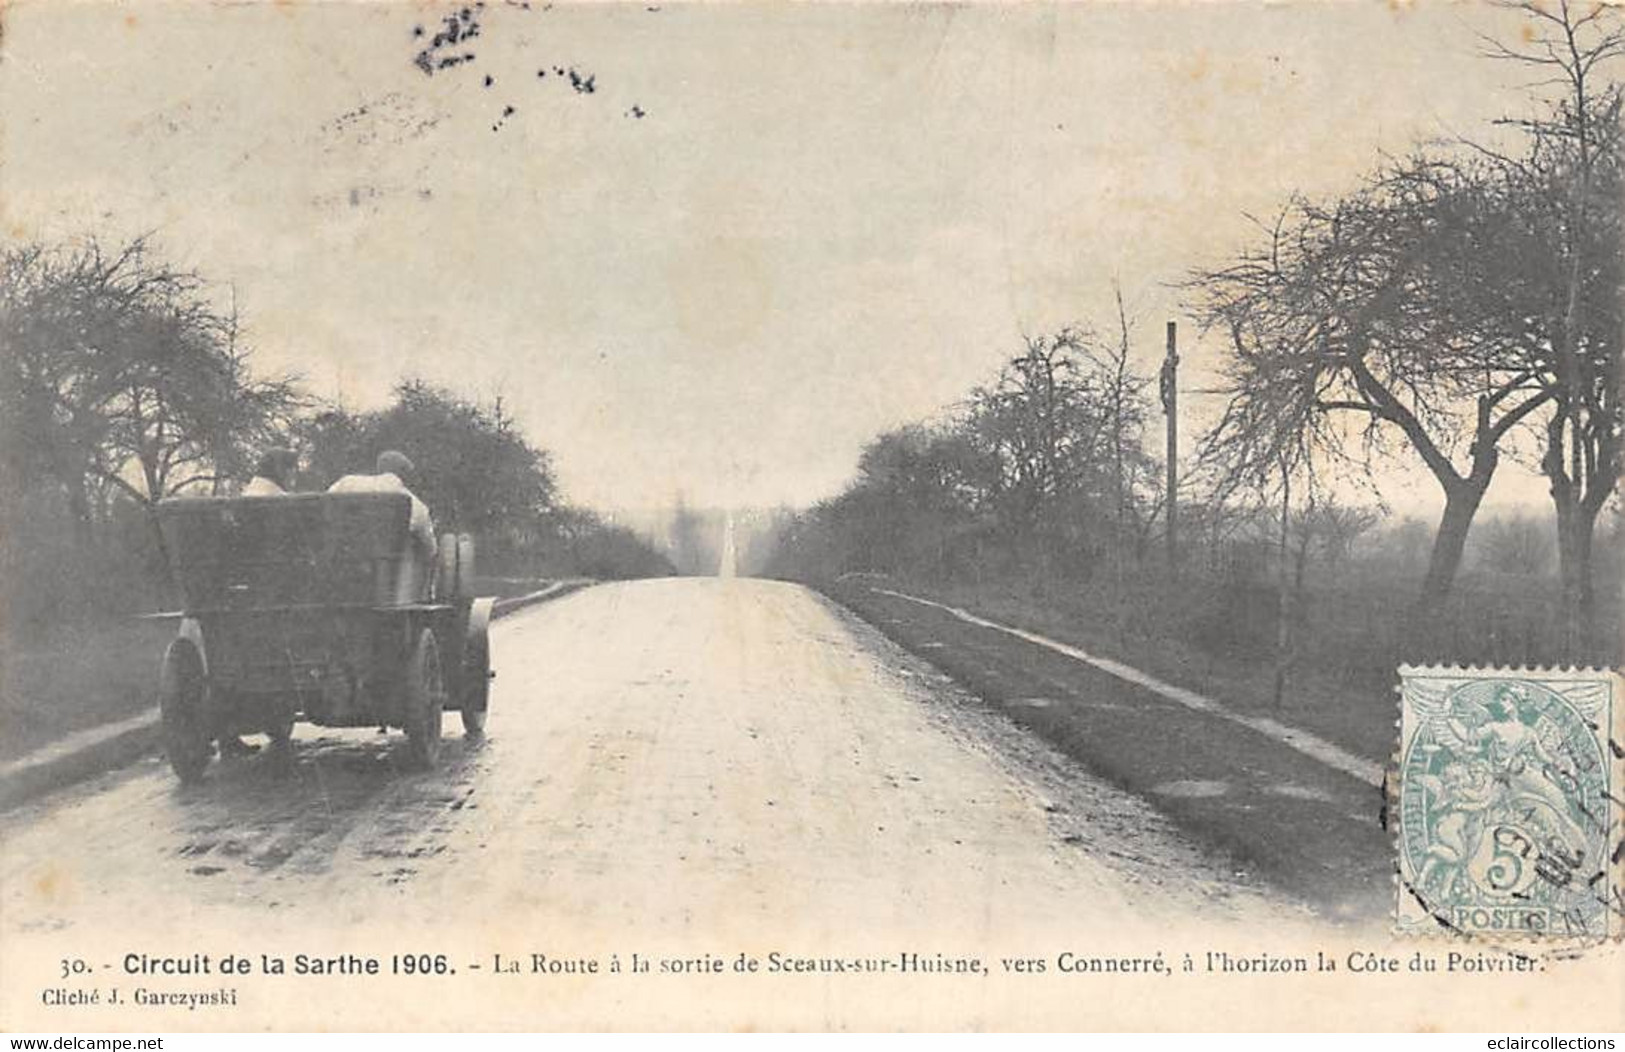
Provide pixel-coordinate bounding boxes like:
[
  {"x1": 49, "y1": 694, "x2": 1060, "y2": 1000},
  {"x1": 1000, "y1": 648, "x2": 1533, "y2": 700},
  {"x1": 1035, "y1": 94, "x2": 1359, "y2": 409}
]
[
  {"x1": 832, "y1": 582, "x2": 1395, "y2": 918},
  {"x1": 1, "y1": 578, "x2": 1315, "y2": 1028}
]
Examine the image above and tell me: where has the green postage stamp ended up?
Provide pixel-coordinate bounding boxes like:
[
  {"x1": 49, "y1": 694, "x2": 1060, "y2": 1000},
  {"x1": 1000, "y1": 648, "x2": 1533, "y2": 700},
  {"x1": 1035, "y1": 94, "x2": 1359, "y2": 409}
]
[{"x1": 1396, "y1": 667, "x2": 1623, "y2": 940}]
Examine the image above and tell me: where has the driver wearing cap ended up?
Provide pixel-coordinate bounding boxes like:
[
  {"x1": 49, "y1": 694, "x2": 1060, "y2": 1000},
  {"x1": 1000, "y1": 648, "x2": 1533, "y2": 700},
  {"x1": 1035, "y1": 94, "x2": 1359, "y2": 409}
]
[{"x1": 329, "y1": 451, "x2": 438, "y2": 603}]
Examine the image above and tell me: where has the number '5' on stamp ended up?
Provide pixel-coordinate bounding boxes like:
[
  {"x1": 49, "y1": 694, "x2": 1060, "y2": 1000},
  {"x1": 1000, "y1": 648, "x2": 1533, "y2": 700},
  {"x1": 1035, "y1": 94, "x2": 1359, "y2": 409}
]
[{"x1": 1395, "y1": 666, "x2": 1623, "y2": 941}]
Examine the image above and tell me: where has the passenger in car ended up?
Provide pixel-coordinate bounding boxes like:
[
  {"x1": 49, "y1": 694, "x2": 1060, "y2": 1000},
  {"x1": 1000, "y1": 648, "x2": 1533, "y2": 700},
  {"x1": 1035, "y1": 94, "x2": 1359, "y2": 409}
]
[
  {"x1": 242, "y1": 447, "x2": 299, "y2": 497},
  {"x1": 327, "y1": 450, "x2": 436, "y2": 556},
  {"x1": 328, "y1": 450, "x2": 437, "y2": 603}
]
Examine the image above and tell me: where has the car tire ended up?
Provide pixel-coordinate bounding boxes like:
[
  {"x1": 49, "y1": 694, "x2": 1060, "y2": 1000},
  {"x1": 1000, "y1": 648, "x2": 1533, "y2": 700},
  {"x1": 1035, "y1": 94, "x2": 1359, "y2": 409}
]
[
  {"x1": 460, "y1": 623, "x2": 490, "y2": 738},
  {"x1": 159, "y1": 640, "x2": 212, "y2": 784},
  {"x1": 402, "y1": 628, "x2": 445, "y2": 768}
]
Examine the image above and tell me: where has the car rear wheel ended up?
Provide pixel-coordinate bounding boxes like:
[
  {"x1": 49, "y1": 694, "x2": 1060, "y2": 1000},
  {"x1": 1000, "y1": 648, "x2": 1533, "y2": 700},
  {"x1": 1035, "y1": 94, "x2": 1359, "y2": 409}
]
[
  {"x1": 402, "y1": 628, "x2": 445, "y2": 768},
  {"x1": 460, "y1": 624, "x2": 490, "y2": 737},
  {"x1": 159, "y1": 640, "x2": 212, "y2": 784}
]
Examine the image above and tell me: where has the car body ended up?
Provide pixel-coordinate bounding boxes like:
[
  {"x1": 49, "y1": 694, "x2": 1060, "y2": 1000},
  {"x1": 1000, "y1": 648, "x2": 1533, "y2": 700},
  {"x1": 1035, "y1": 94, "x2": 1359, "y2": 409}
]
[{"x1": 151, "y1": 490, "x2": 493, "y2": 780}]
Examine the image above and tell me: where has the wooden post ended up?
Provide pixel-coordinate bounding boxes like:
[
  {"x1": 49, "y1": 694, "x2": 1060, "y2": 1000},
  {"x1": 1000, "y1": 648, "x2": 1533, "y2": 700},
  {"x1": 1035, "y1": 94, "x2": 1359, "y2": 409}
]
[
  {"x1": 1160, "y1": 321, "x2": 1179, "y2": 578},
  {"x1": 1274, "y1": 461, "x2": 1291, "y2": 709}
]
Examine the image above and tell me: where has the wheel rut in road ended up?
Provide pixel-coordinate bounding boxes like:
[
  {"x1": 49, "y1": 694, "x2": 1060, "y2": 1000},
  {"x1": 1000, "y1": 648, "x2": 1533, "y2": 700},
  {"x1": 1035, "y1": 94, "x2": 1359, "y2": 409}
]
[{"x1": 1, "y1": 577, "x2": 1297, "y2": 946}]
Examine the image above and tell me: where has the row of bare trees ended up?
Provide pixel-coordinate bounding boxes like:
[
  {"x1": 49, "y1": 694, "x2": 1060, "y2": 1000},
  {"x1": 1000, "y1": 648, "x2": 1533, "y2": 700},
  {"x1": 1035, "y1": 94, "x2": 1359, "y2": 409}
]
[
  {"x1": 768, "y1": 2, "x2": 1619, "y2": 662},
  {"x1": 1192, "y1": 0, "x2": 1620, "y2": 650},
  {"x1": 767, "y1": 312, "x2": 1161, "y2": 585},
  {"x1": 0, "y1": 238, "x2": 670, "y2": 633},
  {"x1": 0, "y1": 239, "x2": 302, "y2": 545}
]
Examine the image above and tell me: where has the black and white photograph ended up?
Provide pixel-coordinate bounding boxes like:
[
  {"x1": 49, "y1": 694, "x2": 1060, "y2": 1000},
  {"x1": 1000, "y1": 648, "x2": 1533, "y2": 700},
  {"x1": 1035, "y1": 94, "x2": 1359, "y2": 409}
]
[{"x1": 0, "y1": 0, "x2": 1621, "y2": 1034}]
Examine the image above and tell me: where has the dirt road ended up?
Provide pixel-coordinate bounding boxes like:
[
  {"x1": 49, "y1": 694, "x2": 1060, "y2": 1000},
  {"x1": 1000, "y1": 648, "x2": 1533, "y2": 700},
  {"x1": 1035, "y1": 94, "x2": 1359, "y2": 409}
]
[
  {"x1": 6, "y1": 578, "x2": 1620, "y2": 1031},
  {"x1": 0, "y1": 578, "x2": 1376, "y2": 1028},
  {"x1": 2, "y1": 577, "x2": 1281, "y2": 924},
  {"x1": 831, "y1": 582, "x2": 1395, "y2": 919}
]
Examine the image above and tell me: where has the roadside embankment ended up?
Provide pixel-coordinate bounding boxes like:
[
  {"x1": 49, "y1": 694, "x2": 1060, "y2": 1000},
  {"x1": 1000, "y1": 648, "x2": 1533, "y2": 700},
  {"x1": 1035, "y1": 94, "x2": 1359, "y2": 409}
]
[{"x1": 823, "y1": 578, "x2": 1393, "y2": 921}]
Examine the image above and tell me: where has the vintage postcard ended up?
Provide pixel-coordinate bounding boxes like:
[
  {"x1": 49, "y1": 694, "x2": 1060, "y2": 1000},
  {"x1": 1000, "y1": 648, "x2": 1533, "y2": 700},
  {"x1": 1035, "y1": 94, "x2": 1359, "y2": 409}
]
[{"x1": 1, "y1": 0, "x2": 1622, "y2": 1034}]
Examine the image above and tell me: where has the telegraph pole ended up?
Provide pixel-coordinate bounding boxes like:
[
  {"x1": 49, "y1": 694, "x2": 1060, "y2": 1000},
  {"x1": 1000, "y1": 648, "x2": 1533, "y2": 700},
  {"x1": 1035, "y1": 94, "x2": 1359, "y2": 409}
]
[{"x1": 1160, "y1": 320, "x2": 1179, "y2": 578}]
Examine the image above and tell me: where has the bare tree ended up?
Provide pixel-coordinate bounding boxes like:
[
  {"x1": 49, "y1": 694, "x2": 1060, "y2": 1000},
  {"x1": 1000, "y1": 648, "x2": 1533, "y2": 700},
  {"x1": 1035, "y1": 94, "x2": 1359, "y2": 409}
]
[
  {"x1": 0, "y1": 238, "x2": 301, "y2": 542},
  {"x1": 1106, "y1": 288, "x2": 1162, "y2": 567},
  {"x1": 961, "y1": 325, "x2": 1156, "y2": 574},
  {"x1": 1474, "y1": 0, "x2": 1623, "y2": 650},
  {"x1": 99, "y1": 299, "x2": 303, "y2": 504},
  {"x1": 1193, "y1": 159, "x2": 1553, "y2": 614},
  {"x1": 1297, "y1": 490, "x2": 1374, "y2": 584}
]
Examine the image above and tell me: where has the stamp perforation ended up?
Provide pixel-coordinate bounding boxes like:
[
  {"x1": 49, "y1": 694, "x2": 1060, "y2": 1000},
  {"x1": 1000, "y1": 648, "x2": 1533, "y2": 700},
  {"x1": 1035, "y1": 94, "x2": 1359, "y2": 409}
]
[{"x1": 1392, "y1": 664, "x2": 1623, "y2": 947}]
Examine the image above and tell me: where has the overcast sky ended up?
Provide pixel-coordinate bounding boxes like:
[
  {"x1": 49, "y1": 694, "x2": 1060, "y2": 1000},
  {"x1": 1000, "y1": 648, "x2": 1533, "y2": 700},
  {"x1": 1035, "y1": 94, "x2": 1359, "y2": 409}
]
[{"x1": 0, "y1": 1, "x2": 1557, "y2": 515}]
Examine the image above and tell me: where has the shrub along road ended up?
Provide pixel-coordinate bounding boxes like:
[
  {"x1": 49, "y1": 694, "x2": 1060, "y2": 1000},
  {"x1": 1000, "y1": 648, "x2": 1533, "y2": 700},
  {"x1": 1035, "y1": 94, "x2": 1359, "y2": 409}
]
[{"x1": 827, "y1": 579, "x2": 1394, "y2": 922}]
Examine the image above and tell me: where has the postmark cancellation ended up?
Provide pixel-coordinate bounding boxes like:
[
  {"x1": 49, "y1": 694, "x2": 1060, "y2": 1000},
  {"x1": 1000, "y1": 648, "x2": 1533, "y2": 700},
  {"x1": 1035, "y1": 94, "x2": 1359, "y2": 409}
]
[{"x1": 1395, "y1": 666, "x2": 1623, "y2": 941}]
